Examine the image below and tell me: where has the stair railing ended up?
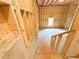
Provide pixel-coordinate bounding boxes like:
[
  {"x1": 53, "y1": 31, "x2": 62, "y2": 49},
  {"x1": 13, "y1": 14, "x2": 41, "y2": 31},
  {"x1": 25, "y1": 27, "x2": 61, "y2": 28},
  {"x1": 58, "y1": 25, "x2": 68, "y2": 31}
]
[{"x1": 50, "y1": 30, "x2": 74, "y2": 56}]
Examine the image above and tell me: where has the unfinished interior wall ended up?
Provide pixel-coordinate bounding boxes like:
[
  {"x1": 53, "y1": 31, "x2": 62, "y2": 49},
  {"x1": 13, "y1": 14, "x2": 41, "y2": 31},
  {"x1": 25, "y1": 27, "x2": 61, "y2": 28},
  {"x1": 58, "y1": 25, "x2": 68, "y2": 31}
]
[
  {"x1": 0, "y1": 0, "x2": 39, "y2": 59},
  {"x1": 56, "y1": 5, "x2": 78, "y2": 54},
  {"x1": 64, "y1": 5, "x2": 77, "y2": 30},
  {"x1": 64, "y1": 7, "x2": 79, "y2": 58},
  {"x1": 39, "y1": 6, "x2": 69, "y2": 29},
  {"x1": 1, "y1": 36, "x2": 38, "y2": 59},
  {"x1": 65, "y1": 29, "x2": 79, "y2": 58},
  {"x1": 61, "y1": 6, "x2": 79, "y2": 57}
]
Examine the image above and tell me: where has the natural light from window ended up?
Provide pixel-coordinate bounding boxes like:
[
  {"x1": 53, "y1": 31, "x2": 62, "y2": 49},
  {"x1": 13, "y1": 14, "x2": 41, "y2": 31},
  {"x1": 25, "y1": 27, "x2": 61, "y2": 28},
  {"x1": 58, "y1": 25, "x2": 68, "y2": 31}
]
[{"x1": 48, "y1": 18, "x2": 54, "y2": 26}]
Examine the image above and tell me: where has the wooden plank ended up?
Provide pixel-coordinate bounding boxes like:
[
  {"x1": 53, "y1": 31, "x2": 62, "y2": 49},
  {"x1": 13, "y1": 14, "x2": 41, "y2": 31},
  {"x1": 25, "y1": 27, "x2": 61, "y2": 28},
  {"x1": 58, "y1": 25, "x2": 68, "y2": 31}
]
[
  {"x1": 0, "y1": 0, "x2": 11, "y2": 5},
  {"x1": 52, "y1": 30, "x2": 73, "y2": 37},
  {"x1": 13, "y1": 8, "x2": 29, "y2": 47},
  {"x1": 50, "y1": 35, "x2": 57, "y2": 49},
  {"x1": 56, "y1": 34, "x2": 62, "y2": 50}
]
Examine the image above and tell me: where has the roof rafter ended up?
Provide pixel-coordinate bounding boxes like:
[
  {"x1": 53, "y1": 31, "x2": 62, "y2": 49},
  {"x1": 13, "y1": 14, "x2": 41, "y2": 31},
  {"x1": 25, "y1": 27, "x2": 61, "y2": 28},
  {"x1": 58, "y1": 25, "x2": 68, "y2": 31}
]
[
  {"x1": 42, "y1": 0, "x2": 45, "y2": 6},
  {"x1": 46, "y1": 0, "x2": 50, "y2": 6},
  {"x1": 36, "y1": 0, "x2": 78, "y2": 6},
  {"x1": 48, "y1": 0, "x2": 54, "y2": 5}
]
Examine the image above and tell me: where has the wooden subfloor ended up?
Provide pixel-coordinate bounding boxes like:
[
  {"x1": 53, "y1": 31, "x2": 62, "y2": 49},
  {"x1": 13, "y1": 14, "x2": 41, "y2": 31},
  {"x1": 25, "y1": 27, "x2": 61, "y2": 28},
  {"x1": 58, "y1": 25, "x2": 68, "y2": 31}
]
[{"x1": 33, "y1": 41, "x2": 63, "y2": 59}]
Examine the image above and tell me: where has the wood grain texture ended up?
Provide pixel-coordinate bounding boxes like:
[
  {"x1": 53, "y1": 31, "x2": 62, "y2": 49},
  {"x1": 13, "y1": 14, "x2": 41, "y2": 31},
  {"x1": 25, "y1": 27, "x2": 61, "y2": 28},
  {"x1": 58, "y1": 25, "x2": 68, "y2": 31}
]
[
  {"x1": 33, "y1": 33, "x2": 63, "y2": 59},
  {"x1": 61, "y1": 5, "x2": 79, "y2": 57},
  {"x1": 39, "y1": 6, "x2": 69, "y2": 29},
  {"x1": 36, "y1": 0, "x2": 79, "y2": 6},
  {"x1": 0, "y1": 4, "x2": 21, "y2": 58},
  {"x1": 64, "y1": 5, "x2": 77, "y2": 30},
  {"x1": 56, "y1": 34, "x2": 62, "y2": 50},
  {"x1": 0, "y1": 0, "x2": 39, "y2": 58},
  {"x1": 50, "y1": 36, "x2": 57, "y2": 49},
  {"x1": 12, "y1": 0, "x2": 39, "y2": 46}
]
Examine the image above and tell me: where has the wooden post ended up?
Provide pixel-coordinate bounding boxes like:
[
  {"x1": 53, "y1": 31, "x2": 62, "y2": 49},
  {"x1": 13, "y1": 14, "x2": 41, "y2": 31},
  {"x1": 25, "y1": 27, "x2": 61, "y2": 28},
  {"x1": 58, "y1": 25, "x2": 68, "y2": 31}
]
[
  {"x1": 50, "y1": 35, "x2": 57, "y2": 49},
  {"x1": 56, "y1": 34, "x2": 62, "y2": 50}
]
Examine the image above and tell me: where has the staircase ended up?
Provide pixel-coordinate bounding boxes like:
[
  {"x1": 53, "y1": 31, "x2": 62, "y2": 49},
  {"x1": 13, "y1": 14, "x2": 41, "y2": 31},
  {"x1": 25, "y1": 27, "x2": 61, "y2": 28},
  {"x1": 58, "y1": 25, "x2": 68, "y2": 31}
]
[
  {"x1": 33, "y1": 29, "x2": 66, "y2": 59},
  {"x1": 33, "y1": 40, "x2": 63, "y2": 59},
  {"x1": 33, "y1": 29, "x2": 74, "y2": 59}
]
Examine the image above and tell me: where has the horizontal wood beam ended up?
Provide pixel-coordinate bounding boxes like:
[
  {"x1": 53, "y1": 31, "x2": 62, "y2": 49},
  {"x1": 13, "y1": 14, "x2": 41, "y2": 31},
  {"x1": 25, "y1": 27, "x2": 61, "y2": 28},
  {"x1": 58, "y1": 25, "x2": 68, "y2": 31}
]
[{"x1": 51, "y1": 30, "x2": 74, "y2": 37}]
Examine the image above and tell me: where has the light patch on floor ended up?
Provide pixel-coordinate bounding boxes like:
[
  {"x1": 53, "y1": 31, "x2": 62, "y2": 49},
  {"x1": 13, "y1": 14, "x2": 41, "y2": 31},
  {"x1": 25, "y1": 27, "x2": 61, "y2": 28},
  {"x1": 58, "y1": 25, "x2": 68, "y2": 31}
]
[{"x1": 38, "y1": 28, "x2": 66, "y2": 46}]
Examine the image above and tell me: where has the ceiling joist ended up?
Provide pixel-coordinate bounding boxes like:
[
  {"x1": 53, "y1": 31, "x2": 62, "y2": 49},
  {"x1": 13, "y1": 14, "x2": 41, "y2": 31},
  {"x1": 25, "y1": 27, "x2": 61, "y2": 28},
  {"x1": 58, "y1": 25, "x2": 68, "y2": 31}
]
[{"x1": 36, "y1": 0, "x2": 79, "y2": 7}]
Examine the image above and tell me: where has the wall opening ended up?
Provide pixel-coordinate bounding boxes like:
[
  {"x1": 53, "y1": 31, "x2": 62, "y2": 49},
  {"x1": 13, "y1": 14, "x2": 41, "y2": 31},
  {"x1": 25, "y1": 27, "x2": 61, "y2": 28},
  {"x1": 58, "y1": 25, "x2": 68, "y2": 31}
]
[{"x1": 48, "y1": 18, "x2": 54, "y2": 26}]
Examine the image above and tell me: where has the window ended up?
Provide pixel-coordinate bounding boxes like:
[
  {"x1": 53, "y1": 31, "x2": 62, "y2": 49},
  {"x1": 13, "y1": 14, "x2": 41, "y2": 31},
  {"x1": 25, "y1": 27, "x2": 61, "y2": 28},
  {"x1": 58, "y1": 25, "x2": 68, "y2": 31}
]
[{"x1": 48, "y1": 18, "x2": 54, "y2": 26}]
